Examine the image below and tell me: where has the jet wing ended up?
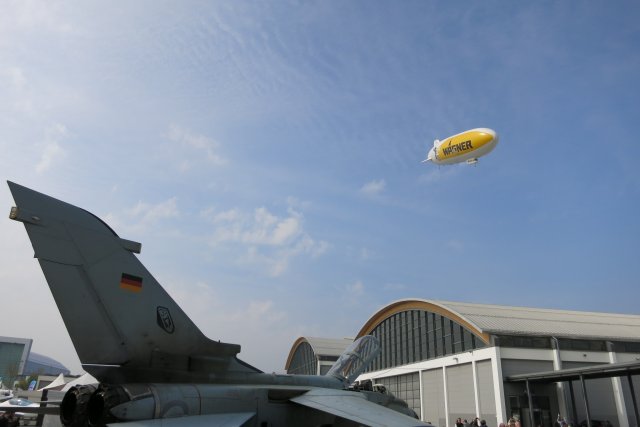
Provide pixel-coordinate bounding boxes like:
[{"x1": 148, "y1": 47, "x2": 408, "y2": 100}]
[
  {"x1": 291, "y1": 388, "x2": 430, "y2": 427},
  {"x1": 110, "y1": 412, "x2": 255, "y2": 427}
]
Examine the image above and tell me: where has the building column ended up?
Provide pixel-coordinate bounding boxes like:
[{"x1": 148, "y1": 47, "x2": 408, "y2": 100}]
[
  {"x1": 419, "y1": 369, "x2": 426, "y2": 422},
  {"x1": 443, "y1": 365, "x2": 450, "y2": 427},
  {"x1": 627, "y1": 374, "x2": 640, "y2": 427},
  {"x1": 491, "y1": 346, "x2": 506, "y2": 424},
  {"x1": 608, "y1": 343, "x2": 629, "y2": 427},
  {"x1": 551, "y1": 337, "x2": 570, "y2": 419},
  {"x1": 472, "y1": 360, "x2": 481, "y2": 418}
]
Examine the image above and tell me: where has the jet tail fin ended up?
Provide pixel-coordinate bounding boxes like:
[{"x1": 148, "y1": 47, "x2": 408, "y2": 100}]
[{"x1": 8, "y1": 182, "x2": 259, "y2": 381}]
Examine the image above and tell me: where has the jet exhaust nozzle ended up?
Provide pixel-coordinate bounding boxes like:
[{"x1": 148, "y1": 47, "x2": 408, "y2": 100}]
[
  {"x1": 60, "y1": 385, "x2": 97, "y2": 427},
  {"x1": 87, "y1": 385, "x2": 130, "y2": 426}
]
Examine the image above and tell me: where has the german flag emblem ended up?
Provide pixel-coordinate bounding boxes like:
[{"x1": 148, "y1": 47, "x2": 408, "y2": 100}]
[{"x1": 120, "y1": 273, "x2": 143, "y2": 293}]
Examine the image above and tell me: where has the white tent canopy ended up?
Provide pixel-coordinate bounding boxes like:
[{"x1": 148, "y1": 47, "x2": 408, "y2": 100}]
[
  {"x1": 39, "y1": 373, "x2": 66, "y2": 391},
  {"x1": 61, "y1": 373, "x2": 98, "y2": 392}
]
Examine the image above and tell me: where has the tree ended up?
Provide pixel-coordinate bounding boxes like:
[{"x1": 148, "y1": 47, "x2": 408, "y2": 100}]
[{"x1": 3, "y1": 361, "x2": 20, "y2": 390}]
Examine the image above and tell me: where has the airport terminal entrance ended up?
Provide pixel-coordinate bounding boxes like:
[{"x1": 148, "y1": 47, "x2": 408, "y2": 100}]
[
  {"x1": 507, "y1": 361, "x2": 640, "y2": 427},
  {"x1": 508, "y1": 394, "x2": 552, "y2": 427}
]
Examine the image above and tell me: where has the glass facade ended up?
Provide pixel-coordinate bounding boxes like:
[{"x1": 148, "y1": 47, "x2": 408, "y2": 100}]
[
  {"x1": 377, "y1": 372, "x2": 421, "y2": 418},
  {"x1": 287, "y1": 342, "x2": 316, "y2": 375},
  {"x1": 557, "y1": 338, "x2": 607, "y2": 352},
  {"x1": 612, "y1": 341, "x2": 640, "y2": 352},
  {"x1": 366, "y1": 310, "x2": 486, "y2": 372},
  {"x1": 496, "y1": 335, "x2": 553, "y2": 349},
  {"x1": 497, "y1": 336, "x2": 628, "y2": 352},
  {"x1": 0, "y1": 341, "x2": 28, "y2": 386}
]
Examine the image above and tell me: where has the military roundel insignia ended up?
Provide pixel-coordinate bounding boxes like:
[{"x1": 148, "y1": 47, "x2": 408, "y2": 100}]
[{"x1": 156, "y1": 306, "x2": 175, "y2": 334}]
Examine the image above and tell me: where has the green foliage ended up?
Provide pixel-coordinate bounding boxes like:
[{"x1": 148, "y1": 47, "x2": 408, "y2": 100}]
[{"x1": 15, "y1": 375, "x2": 38, "y2": 391}]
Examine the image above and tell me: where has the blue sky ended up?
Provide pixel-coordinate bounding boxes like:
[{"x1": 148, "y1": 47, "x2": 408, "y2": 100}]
[{"x1": 1, "y1": 1, "x2": 639, "y2": 374}]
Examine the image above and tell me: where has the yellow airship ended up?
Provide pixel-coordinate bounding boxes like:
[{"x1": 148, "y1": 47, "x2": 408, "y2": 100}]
[{"x1": 423, "y1": 128, "x2": 499, "y2": 165}]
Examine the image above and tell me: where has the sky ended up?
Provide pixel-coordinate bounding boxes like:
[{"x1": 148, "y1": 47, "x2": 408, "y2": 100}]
[{"x1": 1, "y1": 1, "x2": 639, "y2": 376}]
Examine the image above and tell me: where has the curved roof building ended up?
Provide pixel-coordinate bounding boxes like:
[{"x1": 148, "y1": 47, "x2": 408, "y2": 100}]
[
  {"x1": 285, "y1": 337, "x2": 353, "y2": 376},
  {"x1": 287, "y1": 299, "x2": 640, "y2": 427},
  {"x1": 362, "y1": 299, "x2": 640, "y2": 339},
  {"x1": 356, "y1": 299, "x2": 640, "y2": 372},
  {"x1": 0, "y1": 337, "x2": 70, "y2": 388},
  {"x1": 24, "y1": 352, "x2": 70, "y2": 376},
  {"x1": 358, "y1": 299, "x2": 640, "y2": 341}
]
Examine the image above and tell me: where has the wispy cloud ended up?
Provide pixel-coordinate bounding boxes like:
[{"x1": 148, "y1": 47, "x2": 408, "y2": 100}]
[
  {"x1": 417, "y1": 167, "x2": 460, "y2": 185},
  {"x1": 360, "y1": 179, "x2": 386, "y2": 196},
  {"x1": 0, "y1": 2, "x2": 74, "y2": 38},
  {"x1": 203, "y1": 202, "x2": 328, "y2": 276},
  {"x1": 345, "y1": 280, "x2": 365, "y2": 297},
  {"x1": 166, "y1": 125, "x2": 227, "y2": 170},
  {"x1": 0, "y1": 65, "x2": 31, "y2": 114},
  {"x1": 36, "y1": 123, "x2": 68, "y2": 174},
  {"x1": 6, "y1": 66, "x2": 27, "y2": 90},
  {"x1": 163, "y1": 277, "x2": 296, "y2": 372},
  {"x1": 128, "y1": 197, "x2": 179, "y2": 224},
  {"x1": 104, "y1": 197, "x2": 180, "y2": 234},
  {"x1": 229, "y1": 300, "x2": 286, "y2": 324},
  {"x1": 210, "y1": 207, "x2": 300, "y2": 246},
  {"x1": 383, "y1": 283, "x2": 407, "y2": 292},
  {"x1": 337, "y1": 280, "x2": 366, "y2": 306}
]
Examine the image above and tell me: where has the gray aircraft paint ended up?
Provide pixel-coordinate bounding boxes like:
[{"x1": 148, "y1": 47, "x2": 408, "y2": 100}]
[{"x1": 8, "y1": 181, "x2": 429, "y2": 427}]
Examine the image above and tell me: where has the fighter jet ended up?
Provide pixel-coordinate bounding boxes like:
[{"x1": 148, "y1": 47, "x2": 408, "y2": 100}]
[
  {"x1": 8, "y1": 182, "x2": 429, "y2": 427},
  {"x1": 423, "y1": 128, "x2": 499, "y2": 165}
]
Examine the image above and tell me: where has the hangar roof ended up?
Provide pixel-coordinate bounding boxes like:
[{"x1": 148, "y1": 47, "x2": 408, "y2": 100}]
[
  {"x1": 357, "y1": 299, "x2": 640, "y2": 342},
  {"x1": 284, "y1": 337, "x2": 353, "y2": 371},
  {"x1": 28, "y1": 352, "x2": 69, "y2": 371},
  {"x1": 438, "y1": 300, "x2": 640, "y2": 340},
  {"x1": 303, "y1": 337, "x2": 354, "y2": 357}
]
